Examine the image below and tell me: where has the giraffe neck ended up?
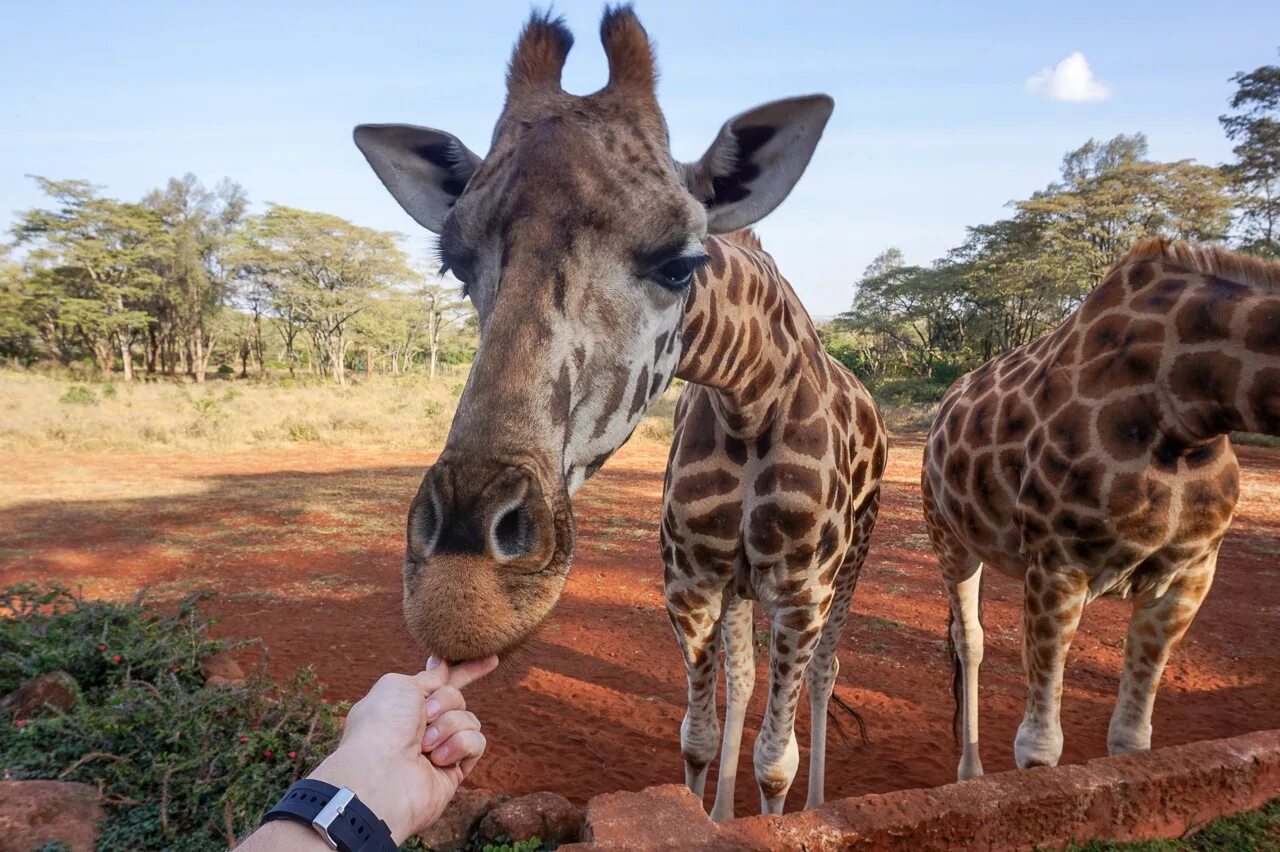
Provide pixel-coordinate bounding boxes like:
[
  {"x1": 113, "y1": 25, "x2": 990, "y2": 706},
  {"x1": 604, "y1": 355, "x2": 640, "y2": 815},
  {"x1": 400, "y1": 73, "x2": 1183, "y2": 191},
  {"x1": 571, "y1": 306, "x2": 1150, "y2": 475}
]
[
  {"x1": 675, "y1": 234, "x2": 820, "y2": 433},
  {"x1": 1067, "y1": 259, "x2": 1280, "y2": 444}
]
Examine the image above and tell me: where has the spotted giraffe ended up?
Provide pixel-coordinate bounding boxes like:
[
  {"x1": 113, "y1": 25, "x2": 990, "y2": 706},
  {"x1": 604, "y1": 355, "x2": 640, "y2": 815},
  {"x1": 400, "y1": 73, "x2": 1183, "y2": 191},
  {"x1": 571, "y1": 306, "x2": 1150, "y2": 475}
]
[
  {"x1": 922, "y1": 238, "x2": 1280, "y2": 781},
  {"x1": 351, "y1": 4, "x2": 857, "y2": 774},
  {"x1": 663, "y1": 227, "x2": 886, "y2": 818}
]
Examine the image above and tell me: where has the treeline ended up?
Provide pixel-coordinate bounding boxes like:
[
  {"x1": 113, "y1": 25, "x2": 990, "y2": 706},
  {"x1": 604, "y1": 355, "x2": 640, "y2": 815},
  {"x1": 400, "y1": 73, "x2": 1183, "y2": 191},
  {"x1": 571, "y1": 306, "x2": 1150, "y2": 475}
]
[
  {"x1": 0, "y1": 176, "x2": 476, "y2": 384},
  {"x1": 827, "y1": 55, "x2": 1279, "y2": 401}
]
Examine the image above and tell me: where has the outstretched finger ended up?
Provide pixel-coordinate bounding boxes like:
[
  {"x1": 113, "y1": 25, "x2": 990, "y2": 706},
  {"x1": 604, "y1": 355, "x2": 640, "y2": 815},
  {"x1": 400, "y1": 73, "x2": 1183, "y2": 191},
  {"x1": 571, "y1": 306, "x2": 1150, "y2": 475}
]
[{"x1": 446, "y1": 656, "x2": 499, "y2": 690}]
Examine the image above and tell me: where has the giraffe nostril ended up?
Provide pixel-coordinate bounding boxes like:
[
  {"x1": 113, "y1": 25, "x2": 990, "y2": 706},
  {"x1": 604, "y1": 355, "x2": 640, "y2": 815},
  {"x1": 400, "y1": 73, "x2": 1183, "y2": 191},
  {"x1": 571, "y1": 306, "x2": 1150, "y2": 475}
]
[
  {"x1": 491, "y1": 503, "x2": 535, "y2": 560},
  {"x1": 413, "y1": 493, "x2": 441, "y2": 553}
]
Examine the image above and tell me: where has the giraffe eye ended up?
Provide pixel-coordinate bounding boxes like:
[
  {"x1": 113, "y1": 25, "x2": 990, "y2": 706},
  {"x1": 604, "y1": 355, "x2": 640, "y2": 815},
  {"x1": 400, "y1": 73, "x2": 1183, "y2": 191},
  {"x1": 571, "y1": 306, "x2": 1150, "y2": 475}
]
[{"x1": 648, "y1": 254, "x2": 708, "y2": 291}]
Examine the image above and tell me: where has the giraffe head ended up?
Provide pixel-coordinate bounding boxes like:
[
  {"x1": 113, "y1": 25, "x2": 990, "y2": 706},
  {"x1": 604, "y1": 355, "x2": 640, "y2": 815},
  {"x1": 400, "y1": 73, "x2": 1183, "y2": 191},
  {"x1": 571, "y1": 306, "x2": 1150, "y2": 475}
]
[{"x1": 354, "y1": 6, "x2": 832, "y2": 661}]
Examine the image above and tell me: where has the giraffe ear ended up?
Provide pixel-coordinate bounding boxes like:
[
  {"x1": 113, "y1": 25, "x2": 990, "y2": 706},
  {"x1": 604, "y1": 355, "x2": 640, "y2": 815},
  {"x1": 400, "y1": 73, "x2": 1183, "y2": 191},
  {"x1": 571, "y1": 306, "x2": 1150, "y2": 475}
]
[
  {"x1": 353, "y1": 124, "x2": 482, "y2": 234},
  {"x1": 679, "y1": 95, "x2": 834, "y2": 234}
]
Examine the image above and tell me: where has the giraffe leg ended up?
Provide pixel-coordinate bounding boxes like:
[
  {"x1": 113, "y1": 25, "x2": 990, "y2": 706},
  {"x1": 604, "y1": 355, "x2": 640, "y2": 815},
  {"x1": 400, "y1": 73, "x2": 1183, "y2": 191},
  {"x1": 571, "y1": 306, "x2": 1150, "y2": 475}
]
[
  {"x1": 804, "y1": 550, "x2": 863, "y2": 808},
  {"x1": 1014, "y1": 565, "x2": 1087, "y2": 770},
  {"x1": 669, "y1": 592, "x2": 725, "y2": 800},
  {"x1": 946, "y1": 561, "x2": 985, "y2": 780},
  {"x1": 1108, "y1": 547, "x2": 1218, "y2": 755},
  {"x1": 709, "y1": 595, "x2": 754, "y2": 822},
  {"x1": 754, "y1": 612, "x2": 822, "y2": 815}
]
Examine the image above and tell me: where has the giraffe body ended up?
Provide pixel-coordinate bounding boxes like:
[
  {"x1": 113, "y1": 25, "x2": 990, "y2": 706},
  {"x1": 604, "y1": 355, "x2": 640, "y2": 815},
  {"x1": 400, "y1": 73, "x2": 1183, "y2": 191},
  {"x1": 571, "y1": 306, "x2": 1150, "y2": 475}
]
[
  {"x1": 664, "y1": 231, "x2": 886, "y2": 817},
  {"x1": 923, "y1": 239, "x2": 1280, "y2": 779}
]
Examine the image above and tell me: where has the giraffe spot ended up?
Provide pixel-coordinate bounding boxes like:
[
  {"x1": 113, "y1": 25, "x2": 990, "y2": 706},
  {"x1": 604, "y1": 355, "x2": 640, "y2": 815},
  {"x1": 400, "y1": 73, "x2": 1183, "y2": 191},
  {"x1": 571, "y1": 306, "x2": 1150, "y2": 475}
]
[
  {"x1": 1078, "y1": 273, "x2": 1126, "y2": 323},
  {"x1": 686, "y1": 501, "x2": 741, "y2": 539},
  {"x1": 1168, "y1": 353, "x2": 1242, "y2": 414},
  {"x1": 788, "y1": 377, "x2": 820, "y2": 421},
  {"x1": 673, "y1": 468, "x2": 740, "y2": 503},
  {"x1": 1047, "y1": 401, "x2": 1089, "y2": 460},
  {"x1": 1020, "y1": 469, "x2": 1053, "y2": 514},
  {"x1": 724, "y1": 435, "x2": 749, "y2": 466},
  {"x1": 1079, "y1": 346, "x2": 1161, "y2": 395},
  {"x1": 996, "y1": 395, "x2": 1033, "y2": 443},
  {"x1": 749, "y1": 503, "x2": 818, "y2": 542},
  {"x1": 1034, "y1": 368, "x2": 1072, "y2": 419},
  {"x1": 754, "y1": 463, "x2": 823, "y2": 499},
  {"x1": 965, "y1": 398, "x2": 996, "y2": 446},
  {"x1": 691, "y1": 543, "x2": 736, "y2": 569},
  {"x1": 849, "y1": 459, "x2": 868, "y2": 501},
  {"x1": 970, "y1": 452, "x2": 1002, "y2": 522},
  {"x1": 1247, "y1": 367, "x2": 1280, "y2": 434},
  {"x1": 1244, "y1": 302, "x2": 1280, "y2": 355},
  {"x1": 1063, "y1": 460, "x2": 1104, "y2": 506},
  {"x1": 1175, "y1": 281, "x2": 1244, "y2": 344},
  {"x1": 782, "y1": 419, "x2": 829, "y2": 460},
  {"x1": 1098, "y1": 394, "x2": 1161, "y2": 461},
  {"x1": 1130, "y1": 278, "x2": 1186, "y2": 313},
  {"x1": 1125, "y1": 262, "x2": 1155, "y2": 290}
]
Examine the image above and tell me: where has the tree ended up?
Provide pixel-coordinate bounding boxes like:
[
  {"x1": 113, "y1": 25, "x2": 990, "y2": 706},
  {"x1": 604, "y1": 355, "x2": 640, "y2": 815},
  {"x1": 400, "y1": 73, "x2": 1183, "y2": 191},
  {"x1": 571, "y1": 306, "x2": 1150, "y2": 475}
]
[
  {"x1": 143, "y1": 175, "x2": 248, "y2": 382},
  {"x1": 1221, "y1": 55, "x2": 1280, "y2": 257},
  {"x1": 1017, "y1": 134, "x2": 1233, "y2": 299},
  {"x1": 11, "y1": 178, "x2": 166, "y2": 380},
  {"x1": 234, "y1": 206, "x2": 412, "y2": 384}
]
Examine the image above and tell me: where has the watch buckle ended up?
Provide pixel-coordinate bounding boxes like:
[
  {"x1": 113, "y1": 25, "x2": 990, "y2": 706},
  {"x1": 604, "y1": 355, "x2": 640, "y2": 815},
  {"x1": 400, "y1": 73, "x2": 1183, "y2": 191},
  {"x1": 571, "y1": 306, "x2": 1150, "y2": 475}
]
[{"x1": 312, "y1": 786, "x2": 357, "y2": 850}]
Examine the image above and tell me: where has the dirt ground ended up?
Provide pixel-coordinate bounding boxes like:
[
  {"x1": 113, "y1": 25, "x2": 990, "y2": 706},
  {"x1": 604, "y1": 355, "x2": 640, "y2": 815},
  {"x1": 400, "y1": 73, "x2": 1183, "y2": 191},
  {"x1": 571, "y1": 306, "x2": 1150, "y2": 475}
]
[{"x1": 2, "y1": 439, "x2": 1278, "y2": 816}]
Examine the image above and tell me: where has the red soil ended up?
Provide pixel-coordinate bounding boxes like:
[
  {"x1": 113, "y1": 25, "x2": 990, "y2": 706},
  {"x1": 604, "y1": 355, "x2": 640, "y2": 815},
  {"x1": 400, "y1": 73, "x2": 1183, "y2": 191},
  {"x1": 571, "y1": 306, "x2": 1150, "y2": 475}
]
[{"x1": 2, "y1": 440, "x2": 1278, "y2": 816}]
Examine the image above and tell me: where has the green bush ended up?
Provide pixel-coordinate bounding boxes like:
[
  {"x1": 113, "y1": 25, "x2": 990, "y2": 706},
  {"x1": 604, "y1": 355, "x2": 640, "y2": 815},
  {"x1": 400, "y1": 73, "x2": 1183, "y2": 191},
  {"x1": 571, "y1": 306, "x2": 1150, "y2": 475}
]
[
  {"x1": 58, "y1": 385, "x2": 97, "y2": 405},
  {"x1": 0, "y1": 585, "x2": 345, "y2": 850}
]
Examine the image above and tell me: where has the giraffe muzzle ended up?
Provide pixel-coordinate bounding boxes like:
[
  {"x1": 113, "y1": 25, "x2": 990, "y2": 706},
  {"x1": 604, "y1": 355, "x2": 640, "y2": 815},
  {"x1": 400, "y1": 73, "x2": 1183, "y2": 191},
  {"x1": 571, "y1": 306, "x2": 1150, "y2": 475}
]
[{"x1": 400, "y1": 457, "x2": 574, "y2": 661}]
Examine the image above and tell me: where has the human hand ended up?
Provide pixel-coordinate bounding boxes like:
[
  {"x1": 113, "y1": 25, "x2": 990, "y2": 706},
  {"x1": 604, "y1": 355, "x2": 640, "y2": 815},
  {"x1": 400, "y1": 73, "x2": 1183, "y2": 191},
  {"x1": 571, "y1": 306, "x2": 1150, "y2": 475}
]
[{"x1": 307, "y1": 656, "x2": 498, "y2": 844}]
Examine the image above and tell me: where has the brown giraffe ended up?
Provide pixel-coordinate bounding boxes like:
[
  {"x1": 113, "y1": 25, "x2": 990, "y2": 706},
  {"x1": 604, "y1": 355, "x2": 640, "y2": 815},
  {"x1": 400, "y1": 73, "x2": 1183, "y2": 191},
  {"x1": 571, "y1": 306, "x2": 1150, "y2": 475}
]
[
  {"x1": 922, "y1": 238, "x2": 1280, "y2": 781},
  {"x1": 663, "y1": 228, "x2": 885, "y2": 818},
  {"x1": 352, "y1": 7, "x2": 878, "y2": 812}
]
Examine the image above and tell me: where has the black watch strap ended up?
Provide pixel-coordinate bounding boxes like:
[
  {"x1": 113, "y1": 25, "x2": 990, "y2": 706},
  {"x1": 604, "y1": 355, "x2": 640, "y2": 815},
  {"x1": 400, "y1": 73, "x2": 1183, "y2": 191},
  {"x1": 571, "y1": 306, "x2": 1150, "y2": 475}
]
[{"x1": 262, "y1": 779, "x2": 397, "y2": 851}]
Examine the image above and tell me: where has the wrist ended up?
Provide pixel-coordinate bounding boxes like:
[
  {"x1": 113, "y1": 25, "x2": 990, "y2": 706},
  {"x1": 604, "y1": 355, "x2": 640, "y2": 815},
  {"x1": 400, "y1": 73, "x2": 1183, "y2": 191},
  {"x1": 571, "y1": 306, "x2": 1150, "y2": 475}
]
[{"x1": 308, "y1": 747, "x2": 413, "y2": 844}]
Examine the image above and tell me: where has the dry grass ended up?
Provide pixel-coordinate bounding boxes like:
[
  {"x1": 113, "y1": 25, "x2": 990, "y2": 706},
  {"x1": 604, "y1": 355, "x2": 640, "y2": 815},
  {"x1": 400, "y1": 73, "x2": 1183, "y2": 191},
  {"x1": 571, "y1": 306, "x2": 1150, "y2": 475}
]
[{"x1": 0, "y1": 368, "x2": 680, "y2": 454}]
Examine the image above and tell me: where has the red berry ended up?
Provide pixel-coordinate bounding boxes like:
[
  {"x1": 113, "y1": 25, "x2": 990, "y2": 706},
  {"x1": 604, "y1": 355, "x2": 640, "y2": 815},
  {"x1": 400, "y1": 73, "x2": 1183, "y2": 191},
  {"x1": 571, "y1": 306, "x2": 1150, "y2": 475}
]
[
  {"x1": 239, "y1": 736, "x2": 249, "y2": 743},
  {"x1": 111, "y1": 655, "x2": 121, "y2": 664},
  {"x1": 14, "y1": 719, "x2": 27, "y2": 728},
  {"x1": 288, "y1": 751, "x2": 297, "y2": 759},
  {"x1": 97, "y1": 644, "x2": 106, "y2": 651},
  {"x1": 262, "y1": 749, "x2": 273, "y2": 758}
]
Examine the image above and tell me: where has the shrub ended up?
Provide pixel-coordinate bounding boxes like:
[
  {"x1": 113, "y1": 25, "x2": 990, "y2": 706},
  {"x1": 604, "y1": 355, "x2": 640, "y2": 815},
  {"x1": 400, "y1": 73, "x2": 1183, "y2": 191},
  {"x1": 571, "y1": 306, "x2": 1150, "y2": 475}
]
[
  {"x1": 0, "y1": 585, "x2": 345, "y2": 851},
  {"x1": 58, "y1": 385, "x2": 97, "y2": 405},
  {"x1": 285, "y1": 419, "x2": 321, "y2": 442}
]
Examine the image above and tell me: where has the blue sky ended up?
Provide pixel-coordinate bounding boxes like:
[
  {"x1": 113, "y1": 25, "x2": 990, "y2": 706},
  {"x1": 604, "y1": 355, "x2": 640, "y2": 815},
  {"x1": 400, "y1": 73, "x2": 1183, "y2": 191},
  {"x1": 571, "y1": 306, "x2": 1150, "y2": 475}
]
[{"x1": 2, "y1": 1, "x2": 1277, "y2": 316}]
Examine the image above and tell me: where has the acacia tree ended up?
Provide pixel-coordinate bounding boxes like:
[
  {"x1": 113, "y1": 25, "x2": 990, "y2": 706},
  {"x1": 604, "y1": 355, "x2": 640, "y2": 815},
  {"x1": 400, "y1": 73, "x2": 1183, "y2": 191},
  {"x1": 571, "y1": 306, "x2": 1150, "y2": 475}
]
[
  {"x1": 11, "y1": 178, "x2": 166, "y2": 380},
  {"x1": 1017, "y1": 134, "x2": 1233, "y2": 299},
  {"x1": 1221, "y1": 55, "x2": 1280, "y2": 257},
  {"x1": 143, "y1": 174, "x2": 247, "y2": 382},
  {"x1": 235, "y1": 206, "x2": 412, "y2": 384}
]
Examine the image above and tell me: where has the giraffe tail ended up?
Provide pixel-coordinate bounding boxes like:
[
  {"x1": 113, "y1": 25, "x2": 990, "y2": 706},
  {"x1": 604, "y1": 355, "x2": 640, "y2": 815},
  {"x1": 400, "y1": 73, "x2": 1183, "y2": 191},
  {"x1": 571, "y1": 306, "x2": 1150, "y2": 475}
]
[
  {"x1": 947, "y1": 605, "x2": 961, "y2": 743},
  {"x1": 828, "y1": 692, "x2": 870, "y2": 746}
]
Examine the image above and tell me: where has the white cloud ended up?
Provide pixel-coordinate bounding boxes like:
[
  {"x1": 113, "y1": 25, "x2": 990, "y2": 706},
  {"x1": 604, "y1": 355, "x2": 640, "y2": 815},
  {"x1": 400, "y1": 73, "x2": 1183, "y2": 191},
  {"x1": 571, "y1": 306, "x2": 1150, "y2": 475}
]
[{"x1": 1026, "y1": 52, "x2": 1111, "y2": 103}]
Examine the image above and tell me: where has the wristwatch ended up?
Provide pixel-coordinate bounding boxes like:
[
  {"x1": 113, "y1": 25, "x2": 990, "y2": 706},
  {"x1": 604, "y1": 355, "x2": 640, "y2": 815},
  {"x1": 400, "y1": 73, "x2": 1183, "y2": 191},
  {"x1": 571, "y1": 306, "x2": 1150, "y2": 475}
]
[{"x1": 261, "y1": 779, "x2": 397, "y2": 851}]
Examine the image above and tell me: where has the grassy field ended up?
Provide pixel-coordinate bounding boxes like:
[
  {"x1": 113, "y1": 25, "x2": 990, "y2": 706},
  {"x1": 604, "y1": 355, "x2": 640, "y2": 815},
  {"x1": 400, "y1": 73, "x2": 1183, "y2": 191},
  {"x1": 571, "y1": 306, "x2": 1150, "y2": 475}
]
[{"x1": 0, "y1": 368, "x2": 678, "y2": 454}]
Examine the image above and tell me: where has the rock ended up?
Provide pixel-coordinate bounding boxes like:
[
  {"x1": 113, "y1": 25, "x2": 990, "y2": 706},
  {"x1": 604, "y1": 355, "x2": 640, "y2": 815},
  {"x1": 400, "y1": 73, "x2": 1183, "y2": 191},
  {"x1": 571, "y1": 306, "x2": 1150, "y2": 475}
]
[
  {"x1": 479, "y1": 791, "x2": 582, "y2": 845},
  {"x1": 2, "y1": 670, "x2": 79, "y2": 718},
  {"x1": 577, "y1": 784, "x2": 717, "y2": 850},
  {"x1": 201, "y1": 653, "x2": 246, "y2": 688},
  {"x1": 0, "y1": 780, "x2": 103, "y2": 852},
  {"x1": 417, "y1": 786, "x2": 500, "y2": 851}
]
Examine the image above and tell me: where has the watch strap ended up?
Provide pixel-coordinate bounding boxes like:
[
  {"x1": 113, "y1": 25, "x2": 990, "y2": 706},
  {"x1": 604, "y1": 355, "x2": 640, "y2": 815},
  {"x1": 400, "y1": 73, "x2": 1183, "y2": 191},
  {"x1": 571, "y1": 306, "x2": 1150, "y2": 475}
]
[{"x1": 262, "y1": 778, "x2": 397, "y2": 851}]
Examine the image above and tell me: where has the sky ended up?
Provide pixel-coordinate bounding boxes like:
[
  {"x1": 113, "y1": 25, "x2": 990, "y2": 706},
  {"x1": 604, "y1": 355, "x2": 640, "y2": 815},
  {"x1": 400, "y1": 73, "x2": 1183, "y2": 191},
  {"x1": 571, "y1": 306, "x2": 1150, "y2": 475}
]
[{"x1": 2, "y1": 1, "x2": 1277, "y2": 317}]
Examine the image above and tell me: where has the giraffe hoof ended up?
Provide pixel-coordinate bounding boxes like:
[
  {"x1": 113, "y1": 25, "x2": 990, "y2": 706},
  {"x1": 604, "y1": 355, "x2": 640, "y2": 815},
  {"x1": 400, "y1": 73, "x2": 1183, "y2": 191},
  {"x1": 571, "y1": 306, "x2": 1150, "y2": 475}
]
[{"x1": 957, "y1": 756, "x2": 984, "y2": 781}]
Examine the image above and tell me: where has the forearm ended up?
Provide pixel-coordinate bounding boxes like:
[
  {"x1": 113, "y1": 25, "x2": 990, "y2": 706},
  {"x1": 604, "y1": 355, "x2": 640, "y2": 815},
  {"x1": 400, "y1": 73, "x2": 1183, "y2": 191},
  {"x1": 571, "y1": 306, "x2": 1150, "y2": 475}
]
[{"x1": 234, "y1": 819, "x2": 333, "y2": 851}]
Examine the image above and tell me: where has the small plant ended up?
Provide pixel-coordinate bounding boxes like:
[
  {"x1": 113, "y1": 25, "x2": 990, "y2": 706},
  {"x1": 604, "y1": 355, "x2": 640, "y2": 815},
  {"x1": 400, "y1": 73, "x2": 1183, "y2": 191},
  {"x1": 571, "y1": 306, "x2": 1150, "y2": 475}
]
[
  {"x1": 0, "y1": 585, "x2": 346, "y2": 851},
  {"x1": 422, "y1": 400, "x2": 446, "y2": 419},
  {"x1": 101, "y1": 382, "x2": 117, "y2": 398},
  {"x1": 58, "y1": 385, "x2": 97, "y2": 405},
  {"x1": 285, "y1": 419, "x2": 321, "y2": 442}
]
